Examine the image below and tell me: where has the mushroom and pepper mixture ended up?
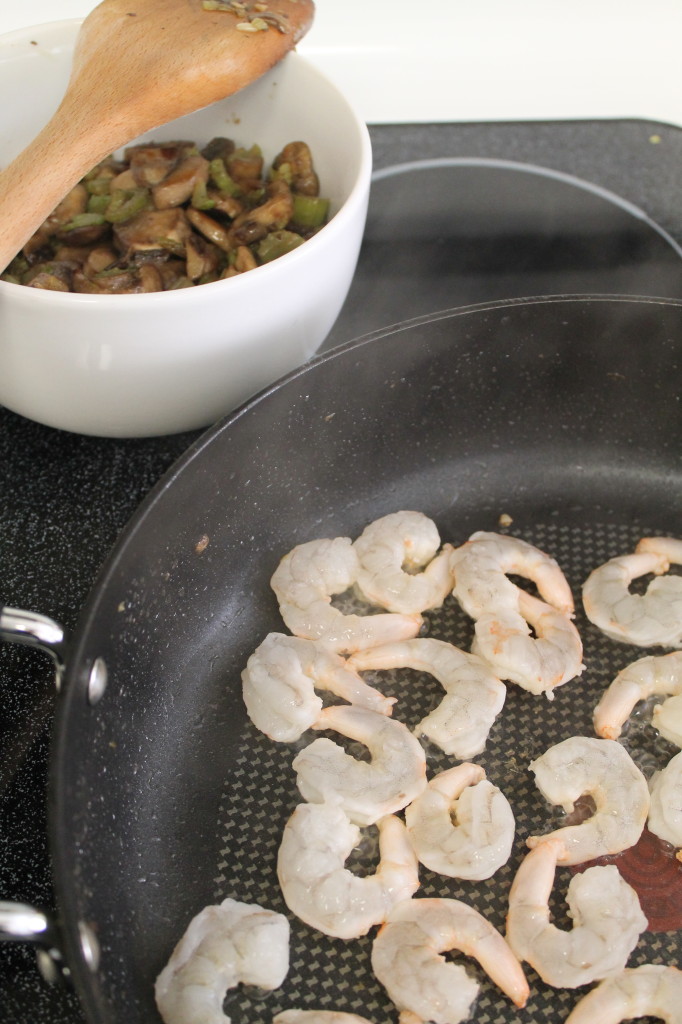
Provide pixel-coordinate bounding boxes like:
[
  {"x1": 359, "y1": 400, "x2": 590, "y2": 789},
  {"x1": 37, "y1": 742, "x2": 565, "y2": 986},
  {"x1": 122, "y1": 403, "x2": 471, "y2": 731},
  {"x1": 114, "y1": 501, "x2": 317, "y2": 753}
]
[{"x1": 1, "y1": 138, "x2": 329, "y2": 293}]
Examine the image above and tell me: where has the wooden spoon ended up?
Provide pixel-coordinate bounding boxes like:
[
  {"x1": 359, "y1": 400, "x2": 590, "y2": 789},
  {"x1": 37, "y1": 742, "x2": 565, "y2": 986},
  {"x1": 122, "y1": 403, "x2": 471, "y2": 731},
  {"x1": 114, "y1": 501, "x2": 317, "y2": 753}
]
[{"x1": 0, "y1": 0, "x2": 314, "y2": 273}]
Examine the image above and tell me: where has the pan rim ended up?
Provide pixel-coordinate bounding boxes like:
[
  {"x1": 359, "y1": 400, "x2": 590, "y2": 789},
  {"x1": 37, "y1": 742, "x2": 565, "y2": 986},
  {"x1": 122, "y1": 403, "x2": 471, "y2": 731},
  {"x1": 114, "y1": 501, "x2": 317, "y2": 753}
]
[
  {"x1": 49, "y1": 291, "x2": 682, "y2": 1022},
  {"x1": 370, "y1": 156, "x2": 682, "y2": 264}
]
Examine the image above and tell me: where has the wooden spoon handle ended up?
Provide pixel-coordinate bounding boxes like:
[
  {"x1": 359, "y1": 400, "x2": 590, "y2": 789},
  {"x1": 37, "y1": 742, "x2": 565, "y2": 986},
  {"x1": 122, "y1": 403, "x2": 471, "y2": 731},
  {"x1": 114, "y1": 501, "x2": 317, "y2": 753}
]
[{"x1": 0, "y1": 99, "x2": 121, "y2": 273}]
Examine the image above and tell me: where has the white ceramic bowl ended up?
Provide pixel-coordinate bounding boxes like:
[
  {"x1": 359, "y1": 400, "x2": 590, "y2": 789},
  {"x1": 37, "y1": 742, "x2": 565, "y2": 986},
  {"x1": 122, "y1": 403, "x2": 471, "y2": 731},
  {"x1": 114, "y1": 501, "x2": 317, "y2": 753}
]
[{"x1": 0, "y1": 20, "x2": 371, "y2": 437}]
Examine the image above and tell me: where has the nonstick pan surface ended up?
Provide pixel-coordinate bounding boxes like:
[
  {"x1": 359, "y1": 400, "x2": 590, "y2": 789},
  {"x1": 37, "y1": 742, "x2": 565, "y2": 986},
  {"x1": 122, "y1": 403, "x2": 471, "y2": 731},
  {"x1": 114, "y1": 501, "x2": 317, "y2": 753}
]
[{"x1": 52, "y1": 295, "x2": 682, "y2": 1023}]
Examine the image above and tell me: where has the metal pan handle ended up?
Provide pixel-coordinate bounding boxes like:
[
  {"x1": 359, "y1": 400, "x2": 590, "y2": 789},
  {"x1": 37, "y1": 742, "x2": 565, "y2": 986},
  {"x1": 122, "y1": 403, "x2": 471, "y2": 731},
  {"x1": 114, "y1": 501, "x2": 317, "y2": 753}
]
[
  {"x1": 0, "y1": 606, "x2": 67, "y2": 687},
  {"x1": 0, "y1": 902, "x2": 72, "y2": 984},
  {"x1": 0, "y1": 607, "x2": 85, "y2": 986}
]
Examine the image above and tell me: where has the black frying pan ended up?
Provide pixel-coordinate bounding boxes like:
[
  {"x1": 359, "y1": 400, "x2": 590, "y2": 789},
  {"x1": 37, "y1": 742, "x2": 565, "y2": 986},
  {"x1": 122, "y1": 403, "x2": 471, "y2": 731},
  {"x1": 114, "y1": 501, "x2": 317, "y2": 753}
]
[{"x1": 28, "y1": 295, "x2": 682, "y2": 1021}]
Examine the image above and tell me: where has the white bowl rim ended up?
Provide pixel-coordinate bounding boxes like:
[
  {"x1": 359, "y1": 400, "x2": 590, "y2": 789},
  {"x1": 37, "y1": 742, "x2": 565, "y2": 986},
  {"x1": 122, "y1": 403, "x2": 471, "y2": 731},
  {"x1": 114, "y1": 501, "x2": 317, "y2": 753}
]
[{"x1": 0, "y1": 15, "x2": 83, "y2": 44}]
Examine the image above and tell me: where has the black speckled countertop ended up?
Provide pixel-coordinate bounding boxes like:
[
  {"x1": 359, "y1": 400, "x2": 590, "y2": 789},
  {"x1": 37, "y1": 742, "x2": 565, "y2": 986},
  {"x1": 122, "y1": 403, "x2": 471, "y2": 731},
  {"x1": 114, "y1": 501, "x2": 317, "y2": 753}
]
[{"x1": 1, "y1": 118, "x2": 681, "y2": 1023}]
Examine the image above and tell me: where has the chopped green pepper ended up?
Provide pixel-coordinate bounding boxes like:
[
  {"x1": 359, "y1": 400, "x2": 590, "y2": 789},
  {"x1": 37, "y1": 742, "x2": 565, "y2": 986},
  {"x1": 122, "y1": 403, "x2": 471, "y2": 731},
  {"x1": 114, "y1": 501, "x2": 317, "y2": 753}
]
[
  {"x1": 209, "y1": 158, "x2": 240, "y2": 196},
  {"x1": 269, "y1": 161, "x2": 293, "y2": 186},
  {"x1": 257, "y1": 230, "x2": 305, "y2": 262},
  {"x1": 191, "y1": 181, "x2": 217, "y2": 210},
  {"x1": 87, "y1": 194, "x2": 111, "y2": 215},
  {"x1": 86, "y1": 176, "x2": 116, "y2": 196},
  {"x1": 291, "y1": 194, "x2": 330, "y2": 229},
  {"x1": 156, "y1": 236, "x2": 187, "y2": 258},
  {"x1": 63, "y1": 212, "x2": 107, "y2": 231},
  {"x1": 105, "y1": 188, "x2": 151, "y2": 224}
]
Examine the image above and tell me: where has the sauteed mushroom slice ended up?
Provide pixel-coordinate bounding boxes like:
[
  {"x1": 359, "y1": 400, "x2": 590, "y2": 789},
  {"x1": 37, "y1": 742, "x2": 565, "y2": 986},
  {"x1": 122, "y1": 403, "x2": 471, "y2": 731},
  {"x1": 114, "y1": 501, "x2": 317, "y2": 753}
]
[
  {"x1": 47, "y1": 183, "x2": 89, "y2": 226},
  {"x1": 272, "y1": 140, "x2": 319, "y2": 196},
  {"x1": 185, "y1": 233, "x2": 223, "y2": 281},
  {"x1": 22, "y1": 183, "x2": 90, "y2": 256},
  {"x1": 52, "y1": 243, "x2": 113, "y2": 271},
  {"x1": 126, "y1": 141, "x2": 195, "y2": 187},
  {"x1": 186, "y1": 208, "x2": 233, "y2": 253},
  {"x1": 201, "y1": 136, "x2": 236, "y2": 163},
  {"x1": 226, "y1": 144, "x2": 264, "y2": 190},
  {"x1": 54, "y1": 217, "x2": 110, "y2": 247},
  {"x1": 83, "y1": 157, "x2": 127, "y2": 193},
  {"x1": 83, "y1": 246, "x2": 120, "y2": 275},
  {"x1": 228, "y1": 178, "x2": 293, "y2": 245},
  {"x1": 233, "y1": 244, "x2": 258, "y2": 272},
  {"x1": 113, "y1": 208, "x2": 193, "y2": 258},
  {"x1": 134, "y1": 263, "x2": 165, "y2": 292},
  {"x1": 73, "y1": 262, "x2": 165, "y2": 293},
  {"x1": 156, "y1": 258, "x2": 193, "y2": 290},
  {"x1": 153, "y1": 154, "x2": 211, "y2": 209},
  {"x1": 23, "y1": 261, "x2": 76, "y2": 291},
  {"x1": 212, "y1": 193, "x2": 244, "y2": 218},
  {"x1": 108, "y1": 168, "x2": 138, "y2": 191}
]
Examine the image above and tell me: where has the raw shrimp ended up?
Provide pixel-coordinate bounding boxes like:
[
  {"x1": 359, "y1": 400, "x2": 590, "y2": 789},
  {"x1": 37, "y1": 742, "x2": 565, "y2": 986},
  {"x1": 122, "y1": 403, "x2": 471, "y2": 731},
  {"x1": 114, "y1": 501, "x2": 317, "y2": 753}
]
[
  {"x1": 352, "y1": 511, "x2": 454, "y2": 614},
  {"x1": 653, "y1": 693, "x2": 682, "y2": 747},
  {"x1": 506, "y1": 837, "x2": 647, "y2": 989},
  {"x1": 241, "y1": 632, "x2": 395, "y2": 742},
  {"x1": 638, "y1": 535, "x2": 682, "y2": 562},
  {"x1": 564, "y1": 964, "x2": 682, "y2": 1024},
  {"x1": 274, "y1": 1014, "x2": 373, "y2": 1024},
  {"x1": 526, "y1": 735, "x2": 649, "y2": 865},
  {"x1": 155, "y1": 898, "x2": 289, "y2": 1024},
  {"x1": 450, "y1": 530, "x2": 575, "y2": 619},
  {"x1": 270, "y1": 537, "x2": 422, "y2": 654},
  {"x1": 349, "y1": 638, "x2": 506, "y2": 759},
  {"x1": 471, "y1": 590, "x2": 583, "y2": 698},
  {"x1": 593, "y1": 651, "x2": 682, "y2": 741},
  {"x1": 582, "y1": 537, "x2": 682, "y2": 647},
  {"x1": 276, "y1": 803, "x2": 419, "y2": 938},
  {"x1": 405, "y1": 763, "x2": 515, "y2": 880},
  {"x1": 371, "y1": 897, "x2": 529, "y2": 1024},
  {"x1": 648, "y1": 749, "x2": 682, "y2": 854},
  {"x1": 292, "y1": 704, "x2": 427, "y2": 826}
]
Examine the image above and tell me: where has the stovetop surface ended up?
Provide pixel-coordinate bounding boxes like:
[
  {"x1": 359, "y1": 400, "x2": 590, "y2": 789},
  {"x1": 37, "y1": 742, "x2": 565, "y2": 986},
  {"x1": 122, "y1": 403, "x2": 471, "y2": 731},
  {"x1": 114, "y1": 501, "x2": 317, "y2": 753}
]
[{"x1": 1, "y1": 117, "x2": 681, "y2": 1023}]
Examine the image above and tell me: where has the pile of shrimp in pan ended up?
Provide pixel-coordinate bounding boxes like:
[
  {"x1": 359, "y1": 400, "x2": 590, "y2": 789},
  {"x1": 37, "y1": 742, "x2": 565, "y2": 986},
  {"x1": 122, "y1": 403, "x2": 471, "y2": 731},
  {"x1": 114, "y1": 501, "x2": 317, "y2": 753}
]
[{"x1": 155, "y1": 514, "x2": 682, "y2": 1024}]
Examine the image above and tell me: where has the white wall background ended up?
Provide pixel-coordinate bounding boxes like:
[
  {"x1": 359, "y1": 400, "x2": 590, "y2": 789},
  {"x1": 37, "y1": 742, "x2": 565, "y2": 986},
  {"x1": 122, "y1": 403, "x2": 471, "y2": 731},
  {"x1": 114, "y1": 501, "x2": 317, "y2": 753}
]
[{"x1": 2, "y1": 1, "x2": 681, "y2": 127}]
